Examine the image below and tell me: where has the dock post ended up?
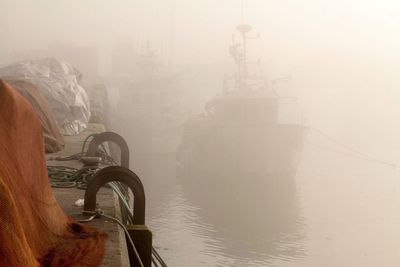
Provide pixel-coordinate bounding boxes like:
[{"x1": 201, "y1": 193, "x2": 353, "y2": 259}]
[
  {"x1": 86, "y1": 131, "x2": 130, "y2": 168},
  {"x1": 86, "y1": 132, "x2": 131, "y2": 223},
  {"x1": 126, "y1": 225, "x2": 152, "y2": 267},
  {"x1": 84, "y1": 166, "x2": 152, "y2": 267}
]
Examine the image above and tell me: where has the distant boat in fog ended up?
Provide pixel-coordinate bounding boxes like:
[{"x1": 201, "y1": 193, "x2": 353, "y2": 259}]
[
  {"x1": 176, "y1": 24, "x2": 304, "y2": 181},
  {"x1": 116, "y1": 44, "x2": 186, "y2": 161},
  {"x1": 176, "y1": 24, "x2": 305, "y2": 257}
]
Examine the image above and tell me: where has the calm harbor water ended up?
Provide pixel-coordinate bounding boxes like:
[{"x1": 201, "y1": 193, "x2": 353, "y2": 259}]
[{"x1": 133, "y1": 131, "x2": 400, "y2": 267}]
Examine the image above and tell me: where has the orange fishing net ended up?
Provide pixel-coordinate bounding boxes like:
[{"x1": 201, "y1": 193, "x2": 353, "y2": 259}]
[
  {"x1": 0, "y1": 80, "x2": 106, "y2": 266},
  {"x1": 4, "y1": 78, "x2": 65, "y2": 153}
]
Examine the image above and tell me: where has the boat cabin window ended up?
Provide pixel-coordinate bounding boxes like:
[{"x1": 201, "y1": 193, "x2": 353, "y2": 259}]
[
  {"x1": 214, "y1": 101, "x2": 241, "y2": 120},
  {"x1": 244, "y1": 100, "x2": 278, "y2": 123},
  {"x1": 160, "y1": 91, "x2": 168, "y2": 103},
  {"x1": 215, "y1": 98, "x2": 278, "y2": 123},
  {"x1": 131, "y1": 93, "x2": 142, "y2": 104},
  {"x1": 143, "y1": 92, "x2": 155, "y2": 105}
]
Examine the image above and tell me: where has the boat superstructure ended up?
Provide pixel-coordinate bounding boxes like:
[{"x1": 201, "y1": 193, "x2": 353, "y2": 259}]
[{"x1": 176, "y1": 24, "x2": 304, "y2": 178}]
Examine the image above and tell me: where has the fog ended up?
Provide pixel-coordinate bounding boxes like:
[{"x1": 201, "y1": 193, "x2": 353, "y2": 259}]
[
  {"x1": 2, "y1": 1, "x2": 400, "y2": 147},
  {"x1": 2, "y1": 0, "x2": 400, "y2": 266}
]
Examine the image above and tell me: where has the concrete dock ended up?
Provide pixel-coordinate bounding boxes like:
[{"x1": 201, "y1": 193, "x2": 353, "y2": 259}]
[{"x1": 46, "y1": 123, "x2": 130, "y2": 267}]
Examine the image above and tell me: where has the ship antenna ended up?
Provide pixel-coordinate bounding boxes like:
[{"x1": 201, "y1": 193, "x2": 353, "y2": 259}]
[
  {"x1": 241, "y1": 0, "x2": 244, "y2": 24},
  {"x1": 168, "y1": 0, "x2": 175, "y2": 71},
  {"x1": 230, "y1": 1, "x2": 259, "y2": 91},
  {"x1": 235, "y1": 24, "x2": 252, "y2": 90}
]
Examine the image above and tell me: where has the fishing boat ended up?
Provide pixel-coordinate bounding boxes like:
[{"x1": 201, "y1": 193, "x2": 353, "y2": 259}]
[
  {"x1": 177, "y1": 24, "x2": 304, "y2": 184},
  {"x1": 115, "y1": 44, "x2": 185, "y2": 174},
  {"x1": 175, "y1": 25, "x2": 306, "y2": 257}
]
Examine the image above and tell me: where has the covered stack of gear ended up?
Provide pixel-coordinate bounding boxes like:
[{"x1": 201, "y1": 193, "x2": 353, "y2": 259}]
[
  {"x1": 87, "y1": 83, "x2": 108, "y2": 124},
  {"x1": 0, "y1": 58, "x2": 91, "y2": 136}
]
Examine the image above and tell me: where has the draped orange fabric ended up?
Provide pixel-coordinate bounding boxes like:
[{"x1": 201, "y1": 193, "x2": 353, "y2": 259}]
[
  {"x1": 4, "y1": 78, "x2": 65, "y2": 153},
  {"x1": 0, "y1": 80, "x2": 106, "y2": 266}
]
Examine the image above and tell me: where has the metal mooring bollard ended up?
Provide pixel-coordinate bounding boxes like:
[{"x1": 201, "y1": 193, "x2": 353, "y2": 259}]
[
  {"x1": 86, "y1": 131, "x2": 131, "y2": 223},
  {"x1": 84, "y1": 166, "x2": 152, "y2": 267},
  {"x1": 86, "y1": 131, "x2": 130, "y2": 168}
]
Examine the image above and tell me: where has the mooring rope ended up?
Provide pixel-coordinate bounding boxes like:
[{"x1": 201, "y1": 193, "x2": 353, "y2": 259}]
[
  {"x1": 48, "y1": 165, "x2": 98, "y2": 189},
  {"x1": 77, "y1": 209, "x2": 144, "y2": 267},
  {"x1": 307, "y1": 126, "x2": 398, "y2": 168}
]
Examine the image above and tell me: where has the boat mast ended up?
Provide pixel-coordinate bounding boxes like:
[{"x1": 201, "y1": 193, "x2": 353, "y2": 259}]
[
  {"x1": 235, "y1": 24, "x2": 252, "y2": 90},
  {"x1": 168, "y1": 0, "x2": 175, "y2": 72},
  {"x1": 228, "y1": 1, "x2": 258, "y2": 92}
]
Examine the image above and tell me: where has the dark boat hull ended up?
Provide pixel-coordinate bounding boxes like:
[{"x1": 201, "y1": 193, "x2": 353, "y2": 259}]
[{"x1": 177, "y1": 123, "x2": 304, "y2": 173}]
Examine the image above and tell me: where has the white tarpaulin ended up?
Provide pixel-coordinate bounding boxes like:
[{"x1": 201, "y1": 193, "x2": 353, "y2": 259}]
[{"x1": 0, "y1": 58, "x2": 90, "y2": 135}]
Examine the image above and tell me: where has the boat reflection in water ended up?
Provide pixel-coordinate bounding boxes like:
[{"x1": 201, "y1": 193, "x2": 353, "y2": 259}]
[{"x1": 176, "y1": 24, "x2": 306, "y2": 262}]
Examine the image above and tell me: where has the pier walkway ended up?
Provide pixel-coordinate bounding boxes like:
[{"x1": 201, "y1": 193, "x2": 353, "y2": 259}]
[{"x1": 46, "y1": 123, "x2": 130, "y2": 267}]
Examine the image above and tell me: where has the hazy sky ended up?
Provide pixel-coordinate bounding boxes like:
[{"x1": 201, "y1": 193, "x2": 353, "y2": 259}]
[
  {"x1": 2, "y1": 0, "x2": 400, "y2": 65},
  {"x1": 1, "y1": 0, "x2": 400, "y2": 156}
]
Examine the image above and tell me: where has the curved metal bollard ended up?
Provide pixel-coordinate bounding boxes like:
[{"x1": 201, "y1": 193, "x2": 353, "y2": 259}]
[
  {"x1": 84, "y1": 166, "x2": 145, "y2": 224},
  {"x1": 86, "y1": 131, "x2": 130, "y2": 168},
  {"x1": 84, "y1": 166, "x2": 152, "y2": 266}
]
